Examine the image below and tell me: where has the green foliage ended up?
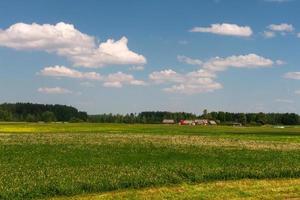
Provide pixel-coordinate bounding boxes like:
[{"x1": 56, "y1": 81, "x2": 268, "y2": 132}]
[
  {"x1": 25, "y1": 114, "x2": 37, "y2": 122},
  {"x1": 89, "y1": 112, "x2": 197, "y2": 124},
  {"x1": 41, "y1": 111, "x2": 56, "y2": 122},
  {"x1": 0, "y1": 103, "x2": 88, "y2": 122},
  {"x1": 69, "y1": 117, "x2": 84, "y2": 123},
  {"x1": 0, "y1": 109, "x2": 12, "y2": 121},
  {"x1": 88, "y1": 111, "x2": 300, "y2": 125},
  {"x1": 0, "y1": 103, "x2": 299, "y2": 125}
]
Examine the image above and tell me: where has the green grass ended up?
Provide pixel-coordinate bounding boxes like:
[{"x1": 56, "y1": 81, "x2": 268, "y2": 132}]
[
  {"x1": 1, "y1": 123, "x2": 300, "y2": 142},
  {"x1": 0, "y1": 123, "x2": 300, "y2": 199}
]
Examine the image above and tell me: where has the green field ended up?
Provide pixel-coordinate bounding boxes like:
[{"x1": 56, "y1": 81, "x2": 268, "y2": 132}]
[{"x1": 0, "y1": 123, "x2": 300, "y2": 199}]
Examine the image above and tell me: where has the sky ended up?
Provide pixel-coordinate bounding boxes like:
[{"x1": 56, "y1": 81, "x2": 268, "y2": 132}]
[{"x1": 1, "y1": 0, "x2": 300, "y2": 114}]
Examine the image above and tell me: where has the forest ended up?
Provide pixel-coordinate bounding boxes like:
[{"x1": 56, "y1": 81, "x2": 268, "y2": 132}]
[
  {"x1": 0, "y1": 103, "x2": 88, "y2": 122},
  {"x1": 0, "y1": 103, "x2": 299, "y2": 125}
]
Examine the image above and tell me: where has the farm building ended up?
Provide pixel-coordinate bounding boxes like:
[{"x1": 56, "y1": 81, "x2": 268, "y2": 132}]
[
  {"x1": 195, "y1": 119, "x2": 209, "y2": 125},
  {"x1": 179, "y1": 120, "x2": 195, "y2": 125},
  {"x1": 162, "y1": 119, "x2": 175, "y2": 124},
  {"x1": 209, "y1": 120, "x2": 217, "y2": 125},
  {"x1": 179, "y1": 119, "x2": 218, "y2": 126}
]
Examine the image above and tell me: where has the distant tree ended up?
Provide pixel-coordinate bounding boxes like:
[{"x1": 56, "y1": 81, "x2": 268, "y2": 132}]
[
  {"x1": 237, "y1": 113, "x2": 247, "y2": 124},
  {"x1": 41, "y1": 111, "x2": 56, "y2": 122},
  {"x1": 69, "y1": 117, "x2": 83, "y2": 123},
  {"x1": 25, "y1": 114, "x2": 36, "y2": 122},
  {"x1": 0, "y1": 109, "x2": 12, "y2": 121},
  {"x1": 217, "y1": 112, "x2": 226, "y2": 122},
  {"x1": 256, "y1": 112, "x2": 267, "y2": 124}
]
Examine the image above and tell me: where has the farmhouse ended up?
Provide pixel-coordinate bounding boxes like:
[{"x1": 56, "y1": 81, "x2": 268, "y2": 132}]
[{"x1": 162, "y1": 119, "x2": 175, "y2": 124}]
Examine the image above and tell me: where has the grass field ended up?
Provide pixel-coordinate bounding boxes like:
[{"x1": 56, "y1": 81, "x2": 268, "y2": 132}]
[
  {"x1": 0, "y1": 123, "x2": 300, "y2": 199},
  {"x1": 51, "y1": 179, "x2": 300, "y2": 200}
]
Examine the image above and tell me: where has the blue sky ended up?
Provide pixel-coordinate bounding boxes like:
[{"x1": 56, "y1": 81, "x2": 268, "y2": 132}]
[{"x1": 1, "y1": 0, "x2": 300, "y2": 114}]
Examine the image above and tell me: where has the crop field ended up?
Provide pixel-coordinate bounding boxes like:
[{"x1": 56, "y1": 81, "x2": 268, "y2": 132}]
[{"x1": 0, "y1": 123, "x2": 300, "y2": 199}]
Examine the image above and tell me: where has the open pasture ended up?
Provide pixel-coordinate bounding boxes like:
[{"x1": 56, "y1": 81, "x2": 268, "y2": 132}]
[{"x1": 0, "y1": 123, "x2": 300, "y2": 199}]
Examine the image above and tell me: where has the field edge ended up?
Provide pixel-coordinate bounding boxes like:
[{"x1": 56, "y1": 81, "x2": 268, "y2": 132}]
[{"x1": 49, "y1": 178, "x2": 300, "y2": 200}]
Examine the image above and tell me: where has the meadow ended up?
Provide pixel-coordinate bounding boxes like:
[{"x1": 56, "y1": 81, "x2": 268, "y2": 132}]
[{"x1": 0, "y1": 123, "x2": 300, "y2": 199}]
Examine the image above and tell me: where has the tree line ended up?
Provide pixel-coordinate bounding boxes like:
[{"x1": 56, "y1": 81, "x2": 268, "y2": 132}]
[
  {"x1": 204, "y1": 111, "x2": 299, "y2": 125},
  {"x1": 88, "y1": 112, "x2": 197, "y2": 124},
  {"x1": 89, "y1": 110, "x2": 300, "y2": 125},
  {"x1": 0, "y1": 103, "x2": 299, "y2": 125},
  {"x1": 0, "y1": 103, "x2": 88, "y2": 122}
]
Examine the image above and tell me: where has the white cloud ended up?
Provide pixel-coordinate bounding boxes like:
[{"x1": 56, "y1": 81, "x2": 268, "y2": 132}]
[
  {"x1": 103, "y1": 81, "x2": 123, "y2": 88},
  {"x1": 297, "y1": 33, "x2": 300, "y2": 38},
  {"x1": 202, "y1": 54, "x2": 274, "y2": 72},
  {"x1": 103, "y1": 71, "x2": 146, "y2": 88},
  {"x1": 263, "y1": 31, "x2": 276, "y2": 38},
  {"x1": 0, "y1": 22, "x2": 146, "y2": 68},
  {"x1": 163, "y1": 78, "x2": 223, "y2": 94},
  {"x1": 177, "y1": 55, "x2": 202, "y2": 66},
  {"x1": 149, "y1": 69, "x2": 184, "y2": 83},
  {"x1": 129, "y1": 65, "x2": 145, "y2": 71},
  {"x1": 190, "y1": 23, "x2": 253, "y2": 37},
  {"x1": 267, "y1": 23, "x2": 294, "y2": 32},
  {"x1": 39, "y1": 65, "x2": 102, "y2": 80},
  {"x1": 37, "y1": 87, "x2": 72, "y2": 94},
  {"x1": 150, "y1": 54, "x2": 276, "y2": 94},
  {"x1": 263, "y1": 24, "x2": 294, "y2": 39},
  {"x1": 149, "y1": 69, "x2": 222, "y2": 94},
  {"x1": 275, "y1": 60, "x2": 286, "y2": 65},
  {"x1": 284, "y1": 72, "x2": 300, "y2": 80},
  {"x1": 40, "y1": 66, "x2": 145, "y2": 88}
]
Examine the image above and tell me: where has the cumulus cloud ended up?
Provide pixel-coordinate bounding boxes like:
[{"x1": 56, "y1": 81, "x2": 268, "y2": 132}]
[
  {"x1": 39, "y1": 65, "x2": 145, "y2": 88},
  {"x1": 150, "y1": 54, "x2": 276, "y2": 94},
  {"x1": 103, "y1": 71, "x2": 146, "y2": 88},
  {"x1": 284, "y1": 72, "x2": 300, "y2": 80},
  {"x1": 39, "y1": 65, "x2": 102, "y2": 80},
  {"x1": 268, "y1": 23, "x2": 294, "y2": 32},
  {"x1": 37, "y1": 87, "x2": 72, "y2": 94},
  {"x1": 202, "y1": 54, "x2": 274, "y2": 72},
  {"x1": 149, "y1": 69, "x2": 184, "y2": 84},
  {"x1": 190, "y1": 23, "x2": 253, "y2": 37},
  {"x1": 0, "y1": 22, "x2": 146, "y2": 68},
  {"x1": 263, "y1": 31, "x2": 276, "y2": 38},
  {"x1": 177, "y1": 55, "x2": 202, "y2": 66},
  {"x1": 275, "y1": 60, "x2": 286, "y2": 65},
  {"x1": 149, "y1": 69, "x2": 222, "y2": 94},
  {"x1": 264, "y1": 23, "x2": 294, "y2": 38}
]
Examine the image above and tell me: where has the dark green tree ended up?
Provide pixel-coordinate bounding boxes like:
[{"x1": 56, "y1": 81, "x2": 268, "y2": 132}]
[{"x1": 41, "y1": 111, "x2": 56, "y2": 122}]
